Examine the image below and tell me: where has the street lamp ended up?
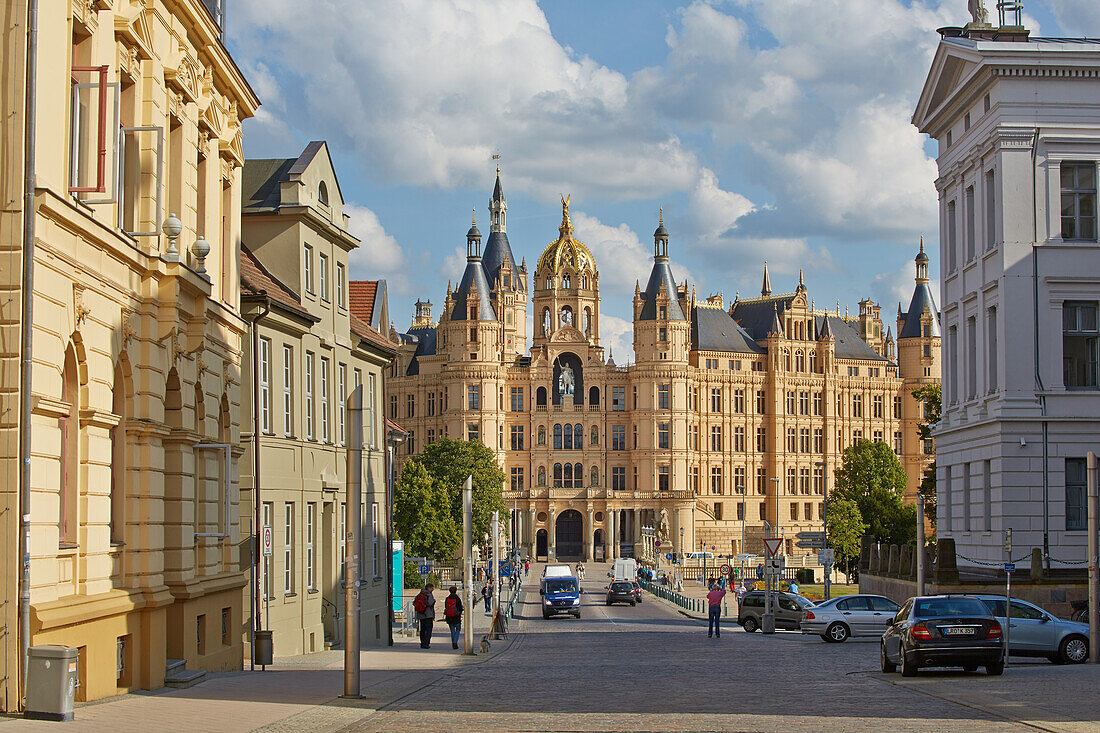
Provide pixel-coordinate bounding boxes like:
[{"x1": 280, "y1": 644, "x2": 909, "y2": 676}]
[
  {"x1": 736, "y1": 482, "x2": 746, "y2": 583},
  {"x1": 815, "y1": 460, "x2": 830, "y2": 600},
  {"x1": 764, "y1": 477, "x2": 781, "y2": 635}
]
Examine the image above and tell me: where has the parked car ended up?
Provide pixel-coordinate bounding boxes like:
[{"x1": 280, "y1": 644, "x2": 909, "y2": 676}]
[
  {"x1": 970, "y1": 595, "x2": 1090, "y2": 664},
  {"x1": 881, "y1": 595, "x2": 1004, "y2": 677},
  {"x1": 801, "y1": 594, "x2": 901, "y2": 642},
  {"x1": 738, "y1": 590, "x2": 815, "y2": 632},
  {"x1": 630, "y1": 581, "x2": 643, "y2": 603},
  {"x1": 606, "y1": 581, "x2": 637, "y2": 606}
]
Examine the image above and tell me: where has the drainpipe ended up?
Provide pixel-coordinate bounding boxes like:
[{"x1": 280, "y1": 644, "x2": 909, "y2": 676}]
[
  {"x1": 1031, "y1": 128, "x2": 1050, "y2": 572},
  {"x1": 249, "y1": 295, "x2": 270, "y2": 661},
  {"x1": 18, "y1": 0, "x2": 40, "y2": 711}
]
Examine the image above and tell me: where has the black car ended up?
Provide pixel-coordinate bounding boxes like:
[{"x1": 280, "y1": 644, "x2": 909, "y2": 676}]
[
  {"x1": 606, "y1": 581, "x2": 637, "y2": 606},
  {"x1": 881, "y1": 595, "x2": 1005, "y2": 677}
]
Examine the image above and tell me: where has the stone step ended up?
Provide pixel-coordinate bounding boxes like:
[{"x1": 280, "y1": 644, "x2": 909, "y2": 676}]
[
  {"x1": 164, "y1": 668, "x2": 206, "y2": 689},
  {"x1": 165, "y1": 658, "x2": 186, "y2": 675}
]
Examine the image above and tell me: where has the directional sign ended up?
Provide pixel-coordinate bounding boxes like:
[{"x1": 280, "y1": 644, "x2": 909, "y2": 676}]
[
  {"x1": 262, "y1": 526, "x2": 273, "y2": 557},
  {"x1": 796, "y1": 538, "x2": 826, "y2": 550},
  {"x1": 1004, "y1": 562, "x2": 1016, "y2": 573},
  {"x1": 795, "y1": 531, "x2": 826, "y2": 541},
  {"x1": 720, "y1": 563, "x2": 731, "y2": 575},
  {"x1": 818, "y1": 548, "x2": 835, "y2": 565},
  {"x1": 665, "y1": 553, "x2": 674, "y2": 560},
  {"x1": 735, "y1": 553, "x2": 755, "y2": 563},
  {"x1": 763, "y1": 537, "x2": 783, "y2": 557}
]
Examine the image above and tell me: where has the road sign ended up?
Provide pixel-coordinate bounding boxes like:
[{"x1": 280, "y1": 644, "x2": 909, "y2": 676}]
[
  {"x1": 766, "y1": 556, "x2": 786, "y2": 574},
  {"x1": 796, "y1": 538, "x2": 826, "y2": 550},
  {"x1": 720, "y1": 563, "x2": 731, "y2": 575},
  {"x1": 262, "y1": 526, "x2": 273, "y2": 557},
  {"x1": 763, "y1": 537, "x2": 783, "y2": 557},
  {"x1": 665, "y1": 552, "x2": 673, "y2": 560},
  {"x1": 419, "y1": 564, "x2": 431, "y2": 575},
  {"x1": 795, "y1": 531, "x2": 826, "y2": 541},
  {"x1": 735, "y1": 553, "x2": 755, "y2": 563},
  {"x1": 1004, "y1": 562, "x2": 1016, "y2": 573},
  {"x1": 818, "y1": 548, "x2": 835, "y2": 565},
  {"x1": 655, "y1": 540, "x2": 661, "y2": 548}
]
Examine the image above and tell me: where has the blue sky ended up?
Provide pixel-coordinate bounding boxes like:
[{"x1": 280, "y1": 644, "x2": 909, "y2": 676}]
[{"x1": 228, "y1": 0, "x2": 1100, "y2": 360}]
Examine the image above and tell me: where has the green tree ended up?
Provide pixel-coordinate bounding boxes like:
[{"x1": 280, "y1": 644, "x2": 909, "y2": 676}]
[
  {"x1": 394, "y1": 460, "x2": 459, "y2": 561},
  {"x1": 833, "y1": 438, "x2": 917, "y2": 545},
  {"x1": 415, "y1": 438, "x2": 506, "y2": 542},
  {"x1": 912, "y1": 384, "x2": 941, "y2": 538},
  {"x1": 826, "y1": 498, "x2": 867, "y2": 579}
]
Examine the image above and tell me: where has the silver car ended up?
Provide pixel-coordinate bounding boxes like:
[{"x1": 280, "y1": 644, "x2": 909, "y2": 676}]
[
  {"x1": 801, "y1": 594, "x2": 900, "y2": 642},
  {"x1": 970, "y1": 595, "x2": 1090, "y2": 664}
]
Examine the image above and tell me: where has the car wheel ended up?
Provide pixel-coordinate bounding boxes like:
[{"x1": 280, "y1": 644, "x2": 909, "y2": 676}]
[
  {"x1": 880, "y1": 643, "x2": 896, "y2": 673},
  {"x1": 1061, "y1": 635, "x2": 1089, "y2": 664},
  {"x1": 986, "y1": 660, "x2": 1004, "y2": 676},
  {"x1": 606, "y1": 600, "x2": 612, "y2": 606},
  {"x1": 962, "y1": 664, "x2": 978, "y2": 672},
  {"x1": 742, "y1": 617, "x2": 759, "y2": 633},
  {"x1": 543, "y1": 611, "x2": 550, "y2": 619},
  {"x1": 825, "y1": 622, "x2": 850, "y2": 643},
  {"x1": 900, "y1": 650, "x2": 918, "y2": 677},
  {"x1": 574, "y1": 612, "x2": 581, "y2": 619}
]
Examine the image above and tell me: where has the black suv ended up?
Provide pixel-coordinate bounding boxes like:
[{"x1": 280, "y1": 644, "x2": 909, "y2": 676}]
[
  {"x1": 881, "y1": 595, "x2": 1004, "y2": 676},
  {"x1": 606, "y1": 581, "x2": 637, "y2": 606}
]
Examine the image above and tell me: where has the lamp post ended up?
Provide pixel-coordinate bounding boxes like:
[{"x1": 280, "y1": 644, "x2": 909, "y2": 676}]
[
  {"x1": 737, "y1": 481, "x2": 746, "y2": 584},
  {"x1": 765, "y1": 478, "x2": 780, "y2": 635},
  {"x1": 679, "y1": 526, "x2": 684, "y2": 588},
  {"x1": 815, "y1": 460, "x2": 830, "y2": 601}
]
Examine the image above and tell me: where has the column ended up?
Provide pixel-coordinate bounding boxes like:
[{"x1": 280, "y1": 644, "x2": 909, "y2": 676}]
[
  {"x1": 633, "y1": 508, "x2": 642, "y2": 549},
  {"x1": 586, "y1": 507, "x2": 594, "y2": 562},
  {"x1": 528, "y1": 507, "x2": 536, "y2": 557},
  {"x1": 612, "y1": 509, "x2": 621, "y2": 560},
  {"x1": 548, "y1": 506, "x2": 556, "y2": 560}
]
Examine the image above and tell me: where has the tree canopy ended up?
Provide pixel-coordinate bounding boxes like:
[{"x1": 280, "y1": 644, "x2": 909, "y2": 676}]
[
  {"x1": 393, "y1": 460, "x2": 458, "y2": 561},
  {"x1": 826, "y1": 497, "x2": 867, "y2": 578},
  {"x1": 832, "y1": 438, "x2": 917, "y2": 545}
]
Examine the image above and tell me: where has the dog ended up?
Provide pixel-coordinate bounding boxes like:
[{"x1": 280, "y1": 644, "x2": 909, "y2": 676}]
[{"x1": 480, "y1": 635, "x2": 491, "y2": 653}]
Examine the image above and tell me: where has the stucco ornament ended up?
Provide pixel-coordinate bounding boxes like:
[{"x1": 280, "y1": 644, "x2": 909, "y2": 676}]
[
  {"x1": 968, "y1": 0, "x2": 989, "y2": 25},
  {"x1": 559, "y1": 363, "x2": 575, "y2": 396}
]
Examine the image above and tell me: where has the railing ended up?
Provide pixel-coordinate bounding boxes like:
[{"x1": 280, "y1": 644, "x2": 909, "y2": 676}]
[
  {"x1": 640, "y1": 578, "x2": 706, "y2": 614},
  {"x1": 506, "y1": 577, "x2": 523, "y2": 619}
]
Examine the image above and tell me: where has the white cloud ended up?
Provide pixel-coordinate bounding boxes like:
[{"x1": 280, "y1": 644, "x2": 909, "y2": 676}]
[
  {"x1": 687, "y1": 168, "x2": 756, "y2": 242},
  {"x1": 345, "y1": 203, "x2": 404, "y2": 272},
  {"x1": 1049, "y1": 1, "x2": 1100, "y2": 33},
  {"x1": 599, "y1": 313, "x2": 634, "y2": 366}
]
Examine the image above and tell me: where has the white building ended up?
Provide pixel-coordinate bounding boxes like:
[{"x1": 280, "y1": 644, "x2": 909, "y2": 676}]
[{"x1": 913, "y1": 20, "x2": 1100, "y2": 571}]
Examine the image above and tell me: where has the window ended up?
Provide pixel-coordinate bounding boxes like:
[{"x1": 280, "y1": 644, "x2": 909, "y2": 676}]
[
  {"x1": 468, "y1": 385, "x2": 480, "y2": 409},
  {"x1": 305, "y1": 352, "x2": 315, "y2": 440},
  {"x1": 372, "y1": 502, "x2": 380, "y2": 578},
  {"x1": 759, "y1": 502, "x2": 767, "y2": 520},
  {"x1": 966, "y1": 316, "x2": 977, "y2": 399},
  {"x1": 813, "y1": 391, "x2": 822, "y2": 416},
  {"x1": 320, "y1": 357, "x2": 330, "y2": 442},
  {"x1": 756, "y1": 390, "x2": 766, "y2": 414},
  {"x1": 259, "y1": 338, "x2": 271, "y2": 433},
  {"x1": 799, "y1": 467, "x2": 810, "y2": 494},
  {"x1": 733, "y1": 426, "x2": 745, "y2": 452},
  {"x1": 813, "y1": 465, "x2": 824, "y2": 495},
  {"x1": 987, "y1": 307, "x2": 998, "y2": 392},
  {"x1": 304, "y1": 246, "x2": 314, "y2": 293},
  {"x1": 390, "y1": 394, "x2": 397, "y2": 419},
  {"x1": 366, "y1": 373, "x2": 376, "y2": 449},
  {"x1": 336, "y1": 263, "x2": 346, "y2": 308},
  {"x1": 965, "y1": 185, "x2": 975, "y2": 261},
  {"x1": 786, "y1": 467, "x2": 796, "y2": 493},
  {"x1": 612, "y1": 386, "x2": 625, "y2": 411},
  {"x1": 813, "y1": 429, "x2": 823, "y2": 453},
  {"x1": 946, "y1": 200, "x2": 957, "y2": 272},
  {"x1": 563, "y1": 423, "x2": 574, "y2": 450},
  {"x1": 947, "y1": 325, "x2": 958, "y2": 401},
  {"x1": 284, "y1": 503, "x2": 294, "y2": 594},
  {"x1": 791, "y1": 503, "x2": 799, "y2": 520},
  {"x1": 852, "y1": 394, "x2": 862, "y2": 417},
  {"x1": 633, "y1": 424, "x2": 638, "y2": 448},
  {"x1": 799, "y1": 428, "x2": 810, "y2": 453},
  {"x1": 511, "y1": 387, "x2": 524, "y2": 412},
  {"x1": 658, "y1": 466, "x2": 670, "y2": 491},
  {"x1": 612, "y1": 425, "x2": 626, "y2": 451},
  {"x1": 786, "y1": 427, "x2": 797, "y2": 452},
  {"x1": 262, "y1": 502, "x2": 273, "y2": 599},
  {"x1": 306, "y1": 503, "x2": 315, "y2": 591},
  {"x1": 710, "y1": 426, "x2": 722, "y2": 452},
  {"x1": 710, "y1": 466, "x2": 723, "y2": 494},
  {"x1": 1063, "y1": 301, "x2": 1099, "y2": 389},
  {"x1": 1061, "y1": 162, "x2": 1097, "y2": 241},
  {"x1": 282, "y1": 345, "x2": 293, "y2": 437},
  {"x1": 733, "y1": 389, "x2": 745, "y2": 413},
  {"x1": 711, "y1": 388, "x2": 722, "y2": 413},
  {"x1": 756, "y1": 427, "x2": 766, "y2": 453},
  {"x1": 893, "y1": 431, "x2": 902, "y2": 454},
  {"x1": 873, "y1": 394, "x2": 883, "y2": 418},
  {"x1": 714, "y1": 502, "x2": 723, "y2": 520},
  {"x1": 428, "y1": 391, "x2": 436, "y2": 417},
  {"x1": 893, "y1": 395, "x2": 902, "y2": 418},
  {"x1": 659, "y1": 384, "x2": 670, "y2": 410},
  {"x1": 799, "y1": 391, "x2": 809, "y2": 415},
  {"x1": 406, "y1": 394, "x2": 415, "y2": 419},
  {"x1": 319, "y1": 253, "x2": 329, "y2": 301},
  {"x1": 786, "y1": 391, "x2": 796, "y2": 414},
  {"x1": 510, "y1": 425, "x2": 524, "y2": 451},
  {"x1": 574, "y1": 423, "x2": 583, "y2": 449},
  {"x1": 554, "y1": 424, "x2": 563, "y2": 450},
  {"x1": 985, "y1": 170, "x2": 996, "y2": 251},
  {"x1": 658, "y1": 423, "x2": 670, "y2": 450},
  {"x1": 338, "y1": 364, "x2": 346, "y2": 445},
  {"x1": 612, "y1": 466, "x2": 626, "y2": 490},
  {"x1": 510, "y1": 467, "x2": 524, "y2": 490},
  {"x1": 659, "y1": 327, "x2": 667, "y2": 343},
  {"x1": 756, "y1": 467, "x2": 767, "y2": 495},
  {"x1": 467, "y1": 423, "x2": 479, "y2": 441}
]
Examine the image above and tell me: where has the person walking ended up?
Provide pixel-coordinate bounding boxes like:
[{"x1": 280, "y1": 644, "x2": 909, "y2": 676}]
[
  {"x1": 706, "y1": 576, "x2": 726, "y2": 639},
  {"x1": 414, "y1": 583, "x2": 436, "y2": 649},
  {"x1": 736, "y1": 579, "x2": 748, "y2": 607},
  {"x1": 482, "y1": 582, "x2": 492, "y2": 613},
  {"x1": 524, "y1": 558, "x2": 530, "y2": 576},
  {"x1": 443, "y1": 585, "x2": 464, "y2": 649}
]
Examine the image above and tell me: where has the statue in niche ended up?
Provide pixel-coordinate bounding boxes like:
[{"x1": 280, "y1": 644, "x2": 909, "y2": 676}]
[
  {"x1": 561, "y1": 307, "x2": 573, "y2": 326},
  {"x1": 542, "y1": 308, "x2": 551, "y2": 335},
  {"x1": 968, "y1": 0, "x2": 989, "y2": 25},
  {"x1": 559, "y1": 363, "x2": 575, "y2": 397},
  {"x1": 657, "y1": 508, "x2": 672, "y2": 547}
]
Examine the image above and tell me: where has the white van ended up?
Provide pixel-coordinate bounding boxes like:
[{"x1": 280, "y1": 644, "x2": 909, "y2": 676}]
[
  {"x1": 542, "y1": 564, "x2": 573, "y2": 579},
  {"x1": 612, "y1": 558, "x2": 638, "y2": 581}
]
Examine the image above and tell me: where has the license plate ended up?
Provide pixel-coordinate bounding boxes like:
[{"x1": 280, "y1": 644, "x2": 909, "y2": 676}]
[{"x1": 941, "y1": 626, "x2": 975, "y2": 636}]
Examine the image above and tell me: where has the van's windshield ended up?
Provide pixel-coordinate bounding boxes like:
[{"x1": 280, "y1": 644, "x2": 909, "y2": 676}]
[{"x1": 545, "y1": 580, "x2": 578, "y2": 594}]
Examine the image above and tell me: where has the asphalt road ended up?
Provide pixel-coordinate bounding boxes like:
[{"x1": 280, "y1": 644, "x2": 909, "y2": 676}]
[{"x1": 351, "y1": 569, "x2": 1100, "y2": 732}]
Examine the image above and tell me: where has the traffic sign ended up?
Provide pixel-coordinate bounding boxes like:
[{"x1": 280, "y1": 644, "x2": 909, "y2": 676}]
[
  {"x1": 818, "y1": 548, "x2": 835, "y2": 565},
  {"x1": 655, "y1": 540, "x2": 661, "y2": 548},
  {"x1": 419, "y1": 564, "x2": 431, "y2": 575},
  {"x1": 1004, "y1": 562, "x2": 1016, "y2": 573},
  {"x1": 796, "y1": 538, "x2": 826, "y2": 550},
  {"x1": 665, "y1": 552, "x2": 674, "y2": 560},
  {"x1": 795, "y1": 531, "x2": 826, "y2": 541},
  {"x1": 763, "y1": 537, "x2": 783, "y2": 557},
  {"x1": 735, "y1": 553, "x2": 755, "y2": 563},
  {"x1": 262, "y1": 526, "x2": 273, "y2": 557},
  {"x1": 720, "y1": 563, "x2": 731, "y2": 575}
]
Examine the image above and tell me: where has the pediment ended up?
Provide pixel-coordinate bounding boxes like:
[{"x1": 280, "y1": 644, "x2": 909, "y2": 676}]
[
  {"x1": 913, "y1": 41, "x2": 983, "y2": 134},
  {"x1": 550, "y1": 325, "x2": 586, "y2": 343},
  {"x1": 200, "y1": 99, "x2": 225, "y2": 135},
  {"x1": 114, "y1": 6, "x2": 153, "y2": 60}
]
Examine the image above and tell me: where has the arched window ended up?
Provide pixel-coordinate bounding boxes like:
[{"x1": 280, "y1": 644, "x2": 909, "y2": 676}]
[
  {"x1": 589, "y1": 386, "x2": 599, "y2": 405},
  {"x1": 591, "y1": 425, "x2": 599, "y2": 445},
  {"x1": 560, "y1": 306, "x2": 573, "y2": 326},
  {"x1": 583, "y1": 308, "x2": 591, "y2": 335},
  {"x1": 591, "y1": 466, "x2": 599, "y2": 486},
  {"x1": 59, "y1": 345, "x2": 81, "y2": 545},
  {"x1": 563, "y1": 275, "x2": 571, "y2": 289},
  {"x1": 563, "y1": 423, "x2": 573, "y2": 450},
  {"x1": 574, "y1": 423, "x2": 583, "y2": 449},
  {"x1": 537, "y1": 386, "x2": 547, "y2": 406},
  {"x1": 809, "y1": 350, "x2": 817, "y2": 373},
  {"x1": 574, "y1": 463, "x2": 583, "y2": 488},
  {"x1": 318, "y1": 181, "x2": 329, "y2": 206},
  {"x1": 554, "y1": 424, "x2": 563, "y2": 450},
  {"x1": 563, "y1": 462, "x2": 573, "y2": 486},
  {"x1": 538, "y1": 466, "x2": 546, "y2": 486},
  {"x1": 538, "y1": 426, "x2": 546, "y2": 445},
  {"x1": 553, "y1": 463, "x2": 563, "y2": 488},
  {"x1": 783, "y1": 350, "x2": 791, "y2": 371},
  {"x1": 542, "y1": 307, "x2": 551, "y2": 335},
  {"x1": 795, "y1": 351, "x2": 805, "y2": 372},
  {"x1": 582, "y1": 276, "x2": 588, "y2": 289},
  {"x1": 110, "y1": 358, "x2": 129, "y2": 545},
  {"x1": 546, "y1": 277, "x2": 552, "y2": 290}
]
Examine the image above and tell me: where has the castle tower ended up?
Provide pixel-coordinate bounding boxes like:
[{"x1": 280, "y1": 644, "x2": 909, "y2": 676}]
[
  {"x1": 439, "y1": 213, "x2": 501, "y2": 363},
  {"x1": 482, "y1": 166, "x2": 528, "y2": 359},
  {"x1": 532, "y1": 195, "x2": 601, "y2": 352},
  {"x1": 633, "y1": 211, "x2": 690, "y2": 364}
]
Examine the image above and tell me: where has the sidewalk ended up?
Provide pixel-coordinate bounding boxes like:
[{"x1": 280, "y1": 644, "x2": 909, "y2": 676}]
[{"x1": 1, "y1": 589, "x2": 522, "y2": 732}]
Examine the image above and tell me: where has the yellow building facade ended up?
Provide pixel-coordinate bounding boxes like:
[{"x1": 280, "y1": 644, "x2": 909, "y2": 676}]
[
  {"x1": 1, "y1": 0, "x2": 258, "y2": 708},
  {"x1": 390, "y1": 172, "x2": 940, "y2": 566}
]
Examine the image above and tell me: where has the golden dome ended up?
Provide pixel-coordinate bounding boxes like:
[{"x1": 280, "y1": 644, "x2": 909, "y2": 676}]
[{"x1": 536, "y1": 194, "x2": 595, "y2": 275}]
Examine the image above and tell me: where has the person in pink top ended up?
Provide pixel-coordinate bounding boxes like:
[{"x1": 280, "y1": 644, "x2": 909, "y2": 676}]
[{"x1": 706, "y1": 577, "x2": 726, "y2": 638}]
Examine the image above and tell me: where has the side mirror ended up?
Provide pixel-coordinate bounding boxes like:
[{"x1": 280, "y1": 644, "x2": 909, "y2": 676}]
[
  {"x1": 1040, "y1": 615, "x2": 1050, "y2": 623},
  {"x1": 539, "y1": 588, "x2": 544, "y2": 595}
]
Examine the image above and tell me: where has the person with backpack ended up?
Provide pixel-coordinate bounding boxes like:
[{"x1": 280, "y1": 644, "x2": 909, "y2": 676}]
[
  {"x1": 443, "y1": 586, "x2": 464, "y2": 649},
  {"x1": 414, "y1": 583, "x2": 436, "y2": 649}
]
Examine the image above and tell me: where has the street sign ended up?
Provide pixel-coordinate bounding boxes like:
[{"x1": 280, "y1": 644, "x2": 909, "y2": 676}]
[
  {"x1": 795, "y1": 531, "x2": 826, "y2": 541},
  {"x1": 262, "y1": 526, "x2": 273, "y2": 557},
  {"x1": 818, "y1": 548, "x2": 835, "y2": 565},
  {"x1": 735, "y1": 553, "x2": 755, "y2": 563},
  {"x1": 720, "y1": 563, "x2": 731, "y2": 575},
  {"x1": 419, "y1": 564, "x2": 431, "y2": 575},
  {"x1": 655, "y1": 540, "x2": 661, "y2": 548},
  {"x1": 1004, "y1": 562, "x2": 1016, "y2": 573},
  {"x1": 796, "y1": 538, "x2": 826, "y2": 550},
  {"x1": 665, "y1": 552, "x2": 674, "y2": 560},
  {"x1": 763, "y1": 537, "x2": 783, "y2": 557}
]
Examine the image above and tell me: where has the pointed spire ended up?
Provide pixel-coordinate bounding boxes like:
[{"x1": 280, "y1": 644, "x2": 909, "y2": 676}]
[
  {"x1": 489, "y1": 158, "x2": 507, "y2": 232},
  {"x1": 898, "y1": 301, "x2": 904, "y2": 317},
  {"x1": 691, "y1": 284, "x2": 696, "y2": 308},
  {"x1": 761, "y1": 261, "x2": 772, "y2": 298},
  {"x1": 635, "y1": 280, "x2": 642, "y2": 297},
  {"x1": 653, "y1": 208, "x2": 669, "y2": 260},
  {"x1": 797, "y1": 268, "x2": 805, "y2": 292},
  {"x1": 607, "y1": 347, "x2": 616, "y2": 366},
  {"x1": 886, "y1": 326, "x2": 893, "y2": 341},
  {"x1": 770, "y1": 304, "x2": 783, "y2": 337},
  {"x1": 819, "y1": 314, "x2": 833, "y2": 340}
]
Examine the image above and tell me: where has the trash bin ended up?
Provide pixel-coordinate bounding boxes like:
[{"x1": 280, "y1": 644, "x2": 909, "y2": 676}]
[
  {"x1": 25, "y1": 645, "x2": 78, "y2": 721},
  {"x1": 253, "y1": 629, "x2": 273, "y2": 666}
]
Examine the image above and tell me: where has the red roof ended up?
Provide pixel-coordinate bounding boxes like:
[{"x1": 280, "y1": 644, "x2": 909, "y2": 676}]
[
  {"x1": 241, "y1": 245, "x2": 303, "y2": 312},
  {"x1": 349, "y1": 280, "x2": 378, "y2": 325},
  {"x1": 351, "y1": 312, "x2": 397, "y2": 353},
  {"x1": 386, "y1": 417, "x2": 409, "y2": 435}
]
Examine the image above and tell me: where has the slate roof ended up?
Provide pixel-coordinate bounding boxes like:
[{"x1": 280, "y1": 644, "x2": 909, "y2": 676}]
[
  {"x1": 242, "y1": 141, "x2": 339, "y2": 213},
  {"x1": 729, "y1": 296, "x2": 796, "y2": 340},
  {"x1": 401, "y1": 325, "x2": 438, "y2": 376},
  {"x1": 240, "y1": 245, "x2": 307, "y2": 314},
  {"x1": 899, "y1": 282, "x2": 941, "y2": 339},
  {"x1": 451, "y1": 260, "x2": 497, "y2": 321},
  {"x1": 815, "y1": 315, "x2": 888, "y2": 362},
  {"x1": 691, "y1": 305, "x2": 765, "y2": 354},
  {"x1": 638, "y1": 260, "x2": 686, "y2": 321},
  {"x1": 349, "y1": 280, "x2": 379, "y2": 325},
  {"x1": 482, "y1": 231, "x2": 521, "y2": 290}
]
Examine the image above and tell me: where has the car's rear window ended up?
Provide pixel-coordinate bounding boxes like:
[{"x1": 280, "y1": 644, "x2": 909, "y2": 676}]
[
  {"x1": 611, "y1": 582, "x2": 632, "y2": 591},
  {"x1": 546, "y1": 580, "x2": 578, "y2": 594},
  {"x1": 913, "y1": 598, "x2": 989, "y2": 618}
]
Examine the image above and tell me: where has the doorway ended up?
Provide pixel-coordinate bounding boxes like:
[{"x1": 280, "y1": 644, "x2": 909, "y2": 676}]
[
  {"x1": 536, "y1": 529, "x2": 548, "y2": 560},
  {"x1": 555, "y1": 509, "x2": 583, "y2": 560}
]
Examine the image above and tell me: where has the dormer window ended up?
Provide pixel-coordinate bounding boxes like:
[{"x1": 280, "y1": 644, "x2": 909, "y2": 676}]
[
  {"x1": 504, "y1": 274, "x2": 510, "y2": 288},
  {"x1": 318, "y1": 181, "x2": 329, "y2": 206},
  {"x1": 659, "y1": 305, "x2": 667, "y2": 319}
]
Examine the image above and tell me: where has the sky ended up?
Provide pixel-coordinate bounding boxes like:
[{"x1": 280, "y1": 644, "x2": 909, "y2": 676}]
[{"x1": 227, "y1": 0, "x2": 1100, "y2": 361}]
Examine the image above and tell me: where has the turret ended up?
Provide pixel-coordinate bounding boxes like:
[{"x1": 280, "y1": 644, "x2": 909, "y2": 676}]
[{"x1": 634, "y1": 211, "x2": 689, "y2": 363}]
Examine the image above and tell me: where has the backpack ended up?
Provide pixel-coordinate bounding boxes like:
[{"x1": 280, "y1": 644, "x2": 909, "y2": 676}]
[
  {"x1": 445, "y1": 596, "x2": 459, "y2": 617},
  {"x1": 413, "y1": 592, "x2": 428, "y2": 614}
]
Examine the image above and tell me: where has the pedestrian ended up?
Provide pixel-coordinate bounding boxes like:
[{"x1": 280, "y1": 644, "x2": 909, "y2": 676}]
[
  {"x1": 443, "y1": 585, "x2": 464, "y2": 649},
  {"x1": 414, "y1": 582, "x2": 436, "y2": 649},
  {"x1": 736, "y1": 580, "x2": 748, "y2": 605},
  {"x1": 482, "y1": 582, "x2": 492, "y2": 613},
  {"x1": 524, "y1": 559, "x2": 530, "y2": 576},
  {"x1": 788, "y1": 580, "x2": 800, "y2": 595},
  {"x1": 706, "y1": 577, "x2": 725, "y2": 639}
]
